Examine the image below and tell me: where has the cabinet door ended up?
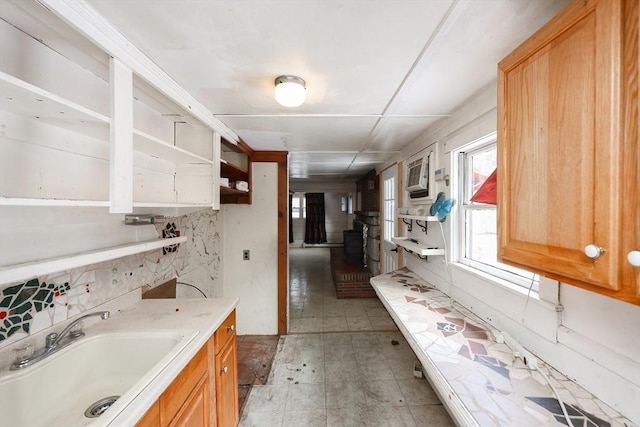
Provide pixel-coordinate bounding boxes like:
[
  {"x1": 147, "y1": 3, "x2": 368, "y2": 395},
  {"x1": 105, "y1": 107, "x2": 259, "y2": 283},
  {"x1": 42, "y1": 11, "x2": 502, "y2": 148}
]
[
  {"x1": 168, "y1": 376, "x2": 209, "y2": 427},
  {"x1": 215, "y1": 336, "x2": 238, "y2": 427},
  {"x1": 498, "y1": 0, "x2": 624, "y2": 290},
  {"x1": 621, "y1": 0, "x2": 639, "y2": 298}
]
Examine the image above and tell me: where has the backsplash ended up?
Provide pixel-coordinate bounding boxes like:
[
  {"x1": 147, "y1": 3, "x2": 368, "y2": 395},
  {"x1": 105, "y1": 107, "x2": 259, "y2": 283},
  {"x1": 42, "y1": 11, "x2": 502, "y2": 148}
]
[{"x1": 0, "y1": 208, "x2": 221, "y2": 346}]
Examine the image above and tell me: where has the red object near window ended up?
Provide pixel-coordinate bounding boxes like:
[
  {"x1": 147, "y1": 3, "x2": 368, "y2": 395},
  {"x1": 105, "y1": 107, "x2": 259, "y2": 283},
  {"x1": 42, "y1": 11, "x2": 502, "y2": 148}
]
[{"x1": 470, "y1": 169, "x2": 497, "y2": 205}]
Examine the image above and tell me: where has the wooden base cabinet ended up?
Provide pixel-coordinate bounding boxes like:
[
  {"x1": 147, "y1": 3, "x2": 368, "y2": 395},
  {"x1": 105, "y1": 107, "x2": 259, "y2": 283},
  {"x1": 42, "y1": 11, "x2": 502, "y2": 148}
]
[
  {"x1": 497, "y1": 0, "x2": 639, "y2": 304},
  {"x1": 213, "y1": 311, "x2": 239, "y2": 427},
  {"x1": 136, "y1": 343, "x2": 209, "y2": 427},
  {"x1": 136, "y1": 310, "x2": 239, "y2": 427}
]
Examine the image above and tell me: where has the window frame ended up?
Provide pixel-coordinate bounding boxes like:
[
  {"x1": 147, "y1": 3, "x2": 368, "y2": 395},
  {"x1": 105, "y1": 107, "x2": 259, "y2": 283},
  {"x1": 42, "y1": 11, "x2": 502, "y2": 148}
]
[
  {"x1": 453, "y1": 133, "x2": 538, "y2": 291},
  {"x1": 291, "y1": 194, "x2": 306, "y2": 219}
]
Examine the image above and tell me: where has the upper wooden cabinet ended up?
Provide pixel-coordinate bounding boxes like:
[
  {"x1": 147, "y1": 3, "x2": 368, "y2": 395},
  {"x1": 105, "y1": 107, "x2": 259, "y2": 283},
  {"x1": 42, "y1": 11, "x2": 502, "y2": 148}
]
[{"x1": 497, "y1": 0, "x2": 639, "y2": 304}]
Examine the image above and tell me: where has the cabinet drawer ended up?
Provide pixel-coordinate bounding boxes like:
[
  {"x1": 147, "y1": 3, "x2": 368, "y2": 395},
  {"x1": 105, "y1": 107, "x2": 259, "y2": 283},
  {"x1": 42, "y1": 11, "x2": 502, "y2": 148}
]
[
  {"x1": 213, "y1": 310, "x2": 236, "y2": 353},
  {"x1": 160, "y1": 344, "x2": 208, "y2": 426}
]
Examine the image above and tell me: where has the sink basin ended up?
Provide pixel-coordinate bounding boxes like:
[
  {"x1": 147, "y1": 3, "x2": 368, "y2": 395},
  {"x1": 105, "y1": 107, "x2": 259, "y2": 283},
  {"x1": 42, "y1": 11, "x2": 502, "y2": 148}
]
[{"x1": 0, "y1": 330, "x2": 198, "y2": 427}]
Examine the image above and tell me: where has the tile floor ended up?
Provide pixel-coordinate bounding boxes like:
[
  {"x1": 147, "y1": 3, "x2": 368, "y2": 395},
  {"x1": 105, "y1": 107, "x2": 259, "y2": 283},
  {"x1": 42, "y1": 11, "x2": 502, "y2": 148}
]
[
  {"x1": 288, "y1": 248, "x2": 398, "y2": 334},
  {"x1": 238, "y1": 248, "x2": 454, "y2": 426}
]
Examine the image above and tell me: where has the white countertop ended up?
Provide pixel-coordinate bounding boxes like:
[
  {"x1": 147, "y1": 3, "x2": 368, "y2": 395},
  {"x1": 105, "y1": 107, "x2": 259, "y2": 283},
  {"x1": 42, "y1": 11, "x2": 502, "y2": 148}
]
[
  {"x1": 371, "y1": 268, "x2": 636, "y2": 427},
  {"x1": 98, "y1": 297, "x2": 239, "y2": 426}
]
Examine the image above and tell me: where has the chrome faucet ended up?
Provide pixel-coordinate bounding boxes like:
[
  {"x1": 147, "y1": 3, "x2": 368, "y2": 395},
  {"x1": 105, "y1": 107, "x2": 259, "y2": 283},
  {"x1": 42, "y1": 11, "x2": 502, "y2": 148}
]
[{"x1": 10, "y1": 311, "x2": 110, "y2": 370}]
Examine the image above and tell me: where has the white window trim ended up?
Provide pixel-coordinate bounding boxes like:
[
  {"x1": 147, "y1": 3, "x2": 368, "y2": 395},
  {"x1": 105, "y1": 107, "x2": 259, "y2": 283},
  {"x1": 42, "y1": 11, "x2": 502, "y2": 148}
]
[{"x1": 450, "y1": 132, "x2": 539, "y2": 292}]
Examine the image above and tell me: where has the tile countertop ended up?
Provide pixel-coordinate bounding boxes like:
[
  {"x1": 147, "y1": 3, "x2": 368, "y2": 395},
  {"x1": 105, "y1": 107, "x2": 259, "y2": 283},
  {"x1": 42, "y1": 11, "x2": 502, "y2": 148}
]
[
  {"x1": 371, "y1": 268, "x2": 636, "y2": 427},
  {"x1": 101, "y1": 297, "x2": 239, "y2": 426}
]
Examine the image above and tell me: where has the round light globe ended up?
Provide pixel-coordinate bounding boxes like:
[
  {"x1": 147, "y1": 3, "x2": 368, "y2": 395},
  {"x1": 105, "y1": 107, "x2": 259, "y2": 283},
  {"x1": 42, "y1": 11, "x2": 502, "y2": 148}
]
[{"x1": 274, "y1": 76, "x2": 306, "y2": 107}]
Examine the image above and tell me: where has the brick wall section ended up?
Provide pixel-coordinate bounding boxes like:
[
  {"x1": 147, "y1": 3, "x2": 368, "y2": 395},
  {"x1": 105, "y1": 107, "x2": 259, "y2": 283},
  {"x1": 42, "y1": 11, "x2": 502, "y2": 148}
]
[
  {"x1": 330, "y1": 248, "x2": 376, "y2": 299},
  {"x1": 356, "y1": 169, "x2": 380, "y2": 212}
]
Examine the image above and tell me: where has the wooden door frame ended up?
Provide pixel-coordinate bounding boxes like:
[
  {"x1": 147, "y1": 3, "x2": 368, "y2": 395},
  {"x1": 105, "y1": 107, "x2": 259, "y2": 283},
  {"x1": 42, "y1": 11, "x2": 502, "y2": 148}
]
[{"x1": 252, "y1": 151, "x2": 289, "y2": 335}]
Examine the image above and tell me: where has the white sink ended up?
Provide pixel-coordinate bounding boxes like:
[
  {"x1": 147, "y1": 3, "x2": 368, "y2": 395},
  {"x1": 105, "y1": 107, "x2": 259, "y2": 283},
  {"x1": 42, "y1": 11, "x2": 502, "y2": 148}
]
[{"x1": 0, "y1": 330, "x2": 198, "y2": 427}]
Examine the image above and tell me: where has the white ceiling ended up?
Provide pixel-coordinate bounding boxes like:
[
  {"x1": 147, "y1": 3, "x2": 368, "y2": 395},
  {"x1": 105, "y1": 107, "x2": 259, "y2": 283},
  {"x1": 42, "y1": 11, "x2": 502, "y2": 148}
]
[{"x1": 33, "y1": 0, "x2": 572, "y2": 184}]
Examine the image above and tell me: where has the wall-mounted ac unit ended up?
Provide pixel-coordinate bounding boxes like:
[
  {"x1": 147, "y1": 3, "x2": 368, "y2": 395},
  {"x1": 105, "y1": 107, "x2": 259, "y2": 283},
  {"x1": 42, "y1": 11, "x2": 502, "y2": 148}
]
[{"x1": 405, "y1": 148, "x2": 435, "y2": 205}]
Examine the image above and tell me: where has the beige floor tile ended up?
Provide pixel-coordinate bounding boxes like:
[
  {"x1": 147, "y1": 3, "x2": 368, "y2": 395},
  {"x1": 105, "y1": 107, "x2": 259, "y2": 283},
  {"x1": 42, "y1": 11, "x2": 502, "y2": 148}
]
[
  {"x1": 397, "y1": 378, "x2": 441, "y2": 405},
  {"x1": 285, "y1": 383, "x2": 326, "y2": 411},
  {"x1": 323, "y1": 316, "x2": 349, "y2": 332},
  {"x1": 271, "y1": 361, "x2": 325, "y2": 385},
  {"x1": 327, "y1": 406, "x2": 369, "y2": 427},
  {"x1": 282, "y1": 410, "x2": 327, "y2": 427},
  {"x1": 325, "y1": 359, "x2": 362, "y2": 383},
  {"x1": 243, "y1": 385, "x2": 289, "y2": 413},
  {"x1": 323, "y1": 332, "x2": 353, "y2": 347},
  {"x1": 238, "y1": 410, "x2": 284, "y2": 427},
  {"x1": 324, "y1": 344, "x2": 356, "y2": 363},
  {"x1": 326, "y1": 381, "x2": 367, "y2": 408},
  {"x1": 348, "y1": 316, "x2": 374, "y2": 331},
  {"x1": 363, "y1": 379, "x2": 406, "y2": 406},
  {"x1": 408, "y1": 404, "x2": 455, "y2": 426},
  {"x1": 358, "y1": 360, "x2": 395, "y2": 381},
  {"x1": 297, "y1": 317, "x2": 324, "y2": 333},
  {"x1": 366, "y1": 307, "x2": 390, "y2": 317},
  {"x1": 366, "y1": 405, "x2": 416, "y2": 427},
  {"x1": 369, "y1": 316, "x2": 398, "y2": 330}
]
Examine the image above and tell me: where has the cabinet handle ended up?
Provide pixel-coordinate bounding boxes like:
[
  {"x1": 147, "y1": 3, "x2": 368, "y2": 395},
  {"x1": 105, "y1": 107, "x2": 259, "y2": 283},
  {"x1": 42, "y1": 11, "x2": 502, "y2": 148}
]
[
  {"x1": 628, "y1": 250, "x2": 640, "y2": 267},
  {"x1": 221, "y1": 366, "x2": 228, "y2": 374},
  {"x1": 227, "y1": 324, "x2": 235, "y2": 332},
  {"x1": 584, "y1": 244, "x2": 605, "y2": 259}
]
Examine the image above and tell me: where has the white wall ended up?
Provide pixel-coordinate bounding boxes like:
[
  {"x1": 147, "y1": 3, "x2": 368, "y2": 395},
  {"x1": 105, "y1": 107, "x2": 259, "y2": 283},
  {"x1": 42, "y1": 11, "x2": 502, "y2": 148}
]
[
  {"x1": 392, "y1": 82, "x2": 640, "y2": 424},
  {"x1": 222, "y1": 163, "x2": 279, "y2": 335},
  {"x1": 324, "y1": 193, "x2": 351, "y2": 244}
]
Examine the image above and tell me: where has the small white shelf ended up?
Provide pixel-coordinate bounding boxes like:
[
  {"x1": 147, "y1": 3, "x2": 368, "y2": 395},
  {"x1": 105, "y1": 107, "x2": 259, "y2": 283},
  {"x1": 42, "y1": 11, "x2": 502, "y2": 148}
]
[
  {"x1": 397, "y1": 214, "x2": 439, "y2": 221},
  {"x1": 0, "y1": 197, "x2": 111, "y2": 207},
  {"x1": 391, "y1": 237, "x2": 445, "y2": 256},
  {"x1": 0, "y1": 72, "x2": 109, "y2": 127},
  {"x1": 132, "y1": 202, "x2": 213, "y2": 208},
  {"x1": 133, "y1": 129, "x2": 214, "y2": 165},
  {"x1": 0, "y1": 236, "x2": 187, "y2": 286}
]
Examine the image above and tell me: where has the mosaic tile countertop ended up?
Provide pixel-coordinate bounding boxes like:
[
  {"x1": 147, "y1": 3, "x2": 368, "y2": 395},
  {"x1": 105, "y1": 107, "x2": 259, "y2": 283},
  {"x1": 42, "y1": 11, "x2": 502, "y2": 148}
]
[{"x1": 370, "y1": 268, "x2": 636, "y2": 427}]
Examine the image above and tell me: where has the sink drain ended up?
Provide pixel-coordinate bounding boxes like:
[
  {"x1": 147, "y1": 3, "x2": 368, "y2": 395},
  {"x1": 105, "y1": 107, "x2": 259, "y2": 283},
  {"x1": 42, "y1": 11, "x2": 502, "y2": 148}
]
[{"x1": 84, "y1": 396, "x2": 120, "y2": 418}]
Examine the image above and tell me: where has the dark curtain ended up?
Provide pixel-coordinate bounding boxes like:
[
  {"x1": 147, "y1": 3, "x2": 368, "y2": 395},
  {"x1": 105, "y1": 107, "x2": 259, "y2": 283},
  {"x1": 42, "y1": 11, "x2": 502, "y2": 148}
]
[
  {"x1": 289, "y1": 194, "x2": 294, "y2": 243},
  {"x1": 304, "y1": 193, "x2": 327, "y2": 244}
]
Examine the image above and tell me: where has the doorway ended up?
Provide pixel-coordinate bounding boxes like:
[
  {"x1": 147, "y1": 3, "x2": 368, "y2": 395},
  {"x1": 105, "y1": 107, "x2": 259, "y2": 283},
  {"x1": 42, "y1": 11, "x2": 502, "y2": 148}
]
[{"x1": 381, "y1": 165, "x2": 398, "y2": 273}]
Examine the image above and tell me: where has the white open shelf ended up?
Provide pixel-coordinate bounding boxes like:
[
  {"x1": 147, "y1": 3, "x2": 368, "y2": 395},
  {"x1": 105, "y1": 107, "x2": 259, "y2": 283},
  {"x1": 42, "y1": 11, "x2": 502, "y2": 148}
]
[
  {"x1": 0, "y1": 236, "x2": 187, "y2": 286},
  {"x1": 391, "y1": 237, "x2": 445, "y2": 256},
  {"x1": 0, "y1": 72, "x2": 109, "y2": 127},
  {"x1": 133, "y1": 129, "x2": 214, "y2": 164},
  {"x1": 133, "y1": 201, "x2": 213, "y2": 208},
  {"x1": 397, "y1": 214, "x2": 439, "y2": 221},
  {"x1": 0, "y1": 197, "x2": 111, "y2": 207}
]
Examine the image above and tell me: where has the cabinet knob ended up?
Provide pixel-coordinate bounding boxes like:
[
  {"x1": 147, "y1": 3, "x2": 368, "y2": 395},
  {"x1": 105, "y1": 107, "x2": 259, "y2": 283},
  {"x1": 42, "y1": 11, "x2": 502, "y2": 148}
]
[
  {"x1": 628, "y1": 250, "x2": 640, "y2": 267},
  {"x1": 584, "y1": 244, "x2": 605, "y2": 259},
  {"x1": 221, "y1": 366, "x2": 228, "y2": 374},
  {"x1": 227, "y1": 324, "x2": 235, "y2": 332}
]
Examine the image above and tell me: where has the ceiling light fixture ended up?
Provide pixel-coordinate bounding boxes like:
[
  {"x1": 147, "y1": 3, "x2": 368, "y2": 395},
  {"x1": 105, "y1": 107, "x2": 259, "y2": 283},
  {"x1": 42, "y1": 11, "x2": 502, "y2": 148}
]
[{"x1": 274, "y1": 75, "x2": 306, "y2": 107}]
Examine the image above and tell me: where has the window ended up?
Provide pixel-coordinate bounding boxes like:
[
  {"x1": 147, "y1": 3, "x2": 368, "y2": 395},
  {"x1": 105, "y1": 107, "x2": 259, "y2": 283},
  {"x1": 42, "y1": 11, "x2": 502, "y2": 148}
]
[
  {"x1": 456, "y1": 134, "x2": 537, "y2": 289},
  {"x1": 291, "y1": 194, "x2": 306, "y2": 219},
  {"x1": 383, "y1": 177, "x2": 395, "y2": 243}
]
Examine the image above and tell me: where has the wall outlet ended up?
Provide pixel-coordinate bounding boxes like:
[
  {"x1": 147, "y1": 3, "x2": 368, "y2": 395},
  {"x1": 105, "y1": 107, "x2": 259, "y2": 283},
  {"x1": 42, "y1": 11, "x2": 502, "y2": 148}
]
[{"x1": 243, "y1": 250, "x2": 250, "y2": 260}]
